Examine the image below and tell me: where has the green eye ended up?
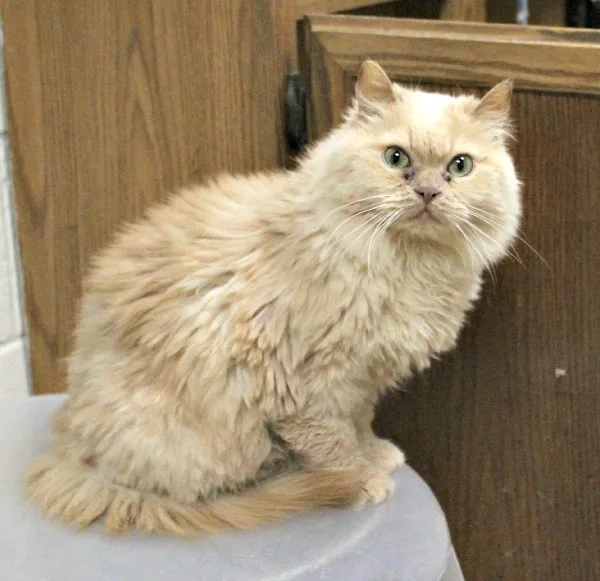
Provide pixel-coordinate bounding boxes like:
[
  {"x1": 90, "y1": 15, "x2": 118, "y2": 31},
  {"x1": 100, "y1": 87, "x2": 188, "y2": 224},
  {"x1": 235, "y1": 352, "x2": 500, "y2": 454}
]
[
  {"x1": 447, "y1": 154, "x2": 474, "y2": 177},
  {"x1": 383, "y1": 147, "x2": 411, "y2": 169}
]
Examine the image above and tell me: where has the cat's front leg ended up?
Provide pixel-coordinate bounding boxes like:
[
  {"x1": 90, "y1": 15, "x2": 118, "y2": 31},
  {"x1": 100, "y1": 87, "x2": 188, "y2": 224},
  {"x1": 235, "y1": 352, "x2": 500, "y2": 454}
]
[
  {"x1": 274, "y1": 413, "x2": 394, "y2": 507},
  {"x1": 362, "y1": 437, "x2": 406, "y2": 473},
  {"x1": 353, "y1": 402, "x2": 406, "y2": 474}
]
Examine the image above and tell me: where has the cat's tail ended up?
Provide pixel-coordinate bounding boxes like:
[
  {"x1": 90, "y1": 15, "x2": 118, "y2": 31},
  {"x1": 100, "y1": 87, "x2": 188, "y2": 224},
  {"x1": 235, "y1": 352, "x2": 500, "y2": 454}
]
[{"x1": 25, "y1": 454, "x2": 364, "y2": 535}]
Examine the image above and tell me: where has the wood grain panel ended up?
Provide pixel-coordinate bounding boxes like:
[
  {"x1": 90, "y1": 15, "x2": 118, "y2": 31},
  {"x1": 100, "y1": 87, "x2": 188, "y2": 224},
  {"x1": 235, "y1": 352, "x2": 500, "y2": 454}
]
[
  {"x1": 2, "y1": 0, "x2": 326, "y2": 394},
  {"x1": 299, "y1": 14, "x2": 600, "y2": 580},
  {"x1": 441, "y1": 0, "x2": 486, "y2": 21}
]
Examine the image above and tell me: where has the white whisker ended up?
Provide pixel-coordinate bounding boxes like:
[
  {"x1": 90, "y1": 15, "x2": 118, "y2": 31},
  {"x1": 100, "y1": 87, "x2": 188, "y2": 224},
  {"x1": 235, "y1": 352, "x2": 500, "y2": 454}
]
[
  {"x1": 465, "y1": 210, "x2": 524, "y2": 265},
  {"x1": 336, "y1": 210, "x2": 387, "y2": 247},
  {"x1": 367, "y1": 210, "x2": 401, "y2": 277},
  {"x1": 319, "y1": 195, "x2": 390, "y2": 225},
  {"x1": 326, "y1": 203, "x2": 390, "y2": 246},
  {"x1": 461, "y1": 224, "x2": 499, "y2": 286},
  {"x1": 469, "y1": 207, "x2": 550, "y2": 270},
  {"x1": 338, "y1": 211, "x2": 389, "y2": 261},
  {"x1": 448, "y1": 219, "x2": 476, "y2": 274},
  {"x1": 463, "y1": 215, "x2": 524, "y2": 266},
  {"x1": 452, "y1": 220, "x2": 497, "y2": 286},
  {"x1": 365, "y1": 213, "x2": 393, "y2": 275}
]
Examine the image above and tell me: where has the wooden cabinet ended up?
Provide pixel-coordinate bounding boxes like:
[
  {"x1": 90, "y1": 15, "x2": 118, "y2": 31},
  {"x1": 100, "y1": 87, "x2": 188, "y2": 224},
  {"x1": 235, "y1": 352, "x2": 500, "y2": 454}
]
[
  {"x1": 2, "y1": 2, "x2": 599, "y2": 579},
  {"x1": 298, "y1": 14, "x2": 600, "y2": 580}
]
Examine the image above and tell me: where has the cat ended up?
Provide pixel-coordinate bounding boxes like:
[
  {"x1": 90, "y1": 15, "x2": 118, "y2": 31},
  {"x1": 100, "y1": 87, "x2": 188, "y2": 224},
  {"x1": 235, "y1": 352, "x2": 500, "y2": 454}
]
[{"x1": 26, "y1": 60, "x2": 521, "y2": 536}]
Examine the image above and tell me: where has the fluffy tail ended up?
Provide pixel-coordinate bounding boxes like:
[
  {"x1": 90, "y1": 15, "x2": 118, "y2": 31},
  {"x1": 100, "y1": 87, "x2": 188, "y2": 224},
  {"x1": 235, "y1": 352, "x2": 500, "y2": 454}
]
[{"x1": 25, "y1": 455, "x2": 363, "y2": 536}]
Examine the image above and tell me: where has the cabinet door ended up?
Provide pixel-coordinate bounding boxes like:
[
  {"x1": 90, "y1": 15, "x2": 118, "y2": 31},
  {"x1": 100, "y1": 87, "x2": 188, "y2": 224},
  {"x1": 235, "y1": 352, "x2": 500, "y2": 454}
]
[{"x1": 298, "y1": 15, "x2": 600, "y2": 581}]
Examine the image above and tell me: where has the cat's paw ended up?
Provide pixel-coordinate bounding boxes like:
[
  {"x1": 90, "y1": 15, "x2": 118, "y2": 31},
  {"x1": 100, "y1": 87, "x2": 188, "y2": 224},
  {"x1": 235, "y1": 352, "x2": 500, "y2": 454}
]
[
  {"x1": 354, "y1": 470, "x2": 395, "y2": 508},
  {"x1": 364, "y1": 438, "x2": 405, "y2": 473}
]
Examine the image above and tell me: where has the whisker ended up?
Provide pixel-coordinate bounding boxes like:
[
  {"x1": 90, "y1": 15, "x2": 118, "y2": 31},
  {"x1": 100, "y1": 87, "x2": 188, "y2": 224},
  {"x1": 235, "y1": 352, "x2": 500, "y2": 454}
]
[
  {"x1": 462, "y1": 226, "x2": 499, "y2": 287},
  {"x1": 367, "y1": 210, "x2": 401, "y2": 276},
  {"x1": 319, "y1": 195, "x2": 390, "y2": 225},
  {"x1": 326, "y1": 203, "x2": 390, "y2": 246},
  {"x1": 463, "y1": 215, "x2": 524, "y2": 266},
  {"x1": 452, "y1": 220, "x2": 497, "y2": 287},
  {"x1": 468, "y1": 207, "x2": 550, "y2": 270},
  {"x1": 464, "y1": 210, "x2": 524, "y2": 263},
  {"x1": 365, "y1": 212, "x2": 394, "y2": 275},
  {"x1": 448, "y1": 219, "x2": 476, "y2": 275},
  {"x1": 336, "y1": 210, "x2": 387, "y2": 248},
  {"x1": 338, "y1": 211, "x2": 389, "y2": 260}
]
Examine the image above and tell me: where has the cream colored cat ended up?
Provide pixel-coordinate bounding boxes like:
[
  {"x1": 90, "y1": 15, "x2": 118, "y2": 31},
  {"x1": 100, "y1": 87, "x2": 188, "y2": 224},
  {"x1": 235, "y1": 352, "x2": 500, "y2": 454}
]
[{"x1": 26, "y1": 61, "x2": 521, "y2": 535}]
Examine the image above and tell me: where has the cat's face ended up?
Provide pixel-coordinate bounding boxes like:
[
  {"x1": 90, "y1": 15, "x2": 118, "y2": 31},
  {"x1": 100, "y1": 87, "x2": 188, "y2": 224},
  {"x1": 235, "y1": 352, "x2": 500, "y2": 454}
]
[{"x1": 315, "y1": 61, "x2": 521, "y2": 265}]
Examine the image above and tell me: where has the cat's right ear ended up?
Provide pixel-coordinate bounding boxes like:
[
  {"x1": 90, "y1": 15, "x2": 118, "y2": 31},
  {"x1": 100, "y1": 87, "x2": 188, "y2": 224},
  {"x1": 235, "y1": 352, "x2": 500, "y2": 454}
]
[
  {"x1": 353, "y1": 60, "x2": 395, "y2": 119},
  {"x1": 356, "y1": 60, "x2": 395, "y2": 103},
  {"x1": 472, "y1": 79, "x2": 514, "y2": 141}
]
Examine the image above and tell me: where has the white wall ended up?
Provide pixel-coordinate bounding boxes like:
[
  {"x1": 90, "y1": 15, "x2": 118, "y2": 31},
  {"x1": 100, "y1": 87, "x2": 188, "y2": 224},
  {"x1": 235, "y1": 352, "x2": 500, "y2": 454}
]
[{"x1": 0, "y1": 25, "x2": 30, "y2": 397}]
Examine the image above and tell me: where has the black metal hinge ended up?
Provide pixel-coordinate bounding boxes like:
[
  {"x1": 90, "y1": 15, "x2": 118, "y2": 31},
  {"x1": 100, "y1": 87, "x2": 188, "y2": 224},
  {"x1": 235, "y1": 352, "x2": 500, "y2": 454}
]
[{"x1": 284, "y1": 72, "x2": 308, "y2": 157}]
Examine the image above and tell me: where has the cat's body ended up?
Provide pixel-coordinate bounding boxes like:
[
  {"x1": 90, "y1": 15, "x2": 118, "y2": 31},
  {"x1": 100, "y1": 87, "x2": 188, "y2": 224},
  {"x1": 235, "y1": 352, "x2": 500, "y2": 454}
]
[{"x1": 26, "y1": 62, "x2": 521, "y2": 535}]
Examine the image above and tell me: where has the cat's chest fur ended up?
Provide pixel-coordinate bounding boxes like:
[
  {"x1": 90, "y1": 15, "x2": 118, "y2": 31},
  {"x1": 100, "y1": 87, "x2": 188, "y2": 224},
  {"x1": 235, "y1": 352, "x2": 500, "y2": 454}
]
[
  {"x1": 311, "y1": 252, "x2": 481, "y2": 387},
  {"x1": 230, "y1": 236, "x2": 481, "y2": 396}
]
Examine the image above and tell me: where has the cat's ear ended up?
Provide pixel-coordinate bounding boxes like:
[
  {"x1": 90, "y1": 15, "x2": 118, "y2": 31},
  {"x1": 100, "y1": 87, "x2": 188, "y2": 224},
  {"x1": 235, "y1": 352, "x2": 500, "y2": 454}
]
[
  {"x1": 475, "y1": 79, "x2": 513, "y2": 117},
  {"x1": 473, "y1": 80, "x2": 514, "y2": 141},
  {"x1": 351, "y1": 60, "x2": 395, "y2": 120},
  {"x1": 356, "y1": 60, "x2": 395, "y2": 104}
]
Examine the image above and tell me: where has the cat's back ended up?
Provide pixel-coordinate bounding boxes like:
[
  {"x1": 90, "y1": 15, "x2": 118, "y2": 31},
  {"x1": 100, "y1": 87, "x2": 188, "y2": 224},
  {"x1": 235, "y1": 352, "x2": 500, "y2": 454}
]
[
  {"x1": 70, "y1": 170, "x2": 297, "y2": 361},
  {"x1": 86, "y1": 170, "x2": 295, "y2": 294}
]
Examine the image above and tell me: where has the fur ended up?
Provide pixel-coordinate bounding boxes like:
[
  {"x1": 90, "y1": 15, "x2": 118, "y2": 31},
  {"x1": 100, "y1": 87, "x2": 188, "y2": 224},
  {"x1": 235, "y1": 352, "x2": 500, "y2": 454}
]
[{"x1": 26, "y1": 61, "x2": 521, "y2": 535}]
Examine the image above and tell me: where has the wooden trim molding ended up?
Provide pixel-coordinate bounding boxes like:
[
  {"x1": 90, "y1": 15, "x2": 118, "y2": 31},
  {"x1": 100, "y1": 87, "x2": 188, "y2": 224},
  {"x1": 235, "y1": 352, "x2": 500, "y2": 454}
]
[{"x1": 299, "y1": 14, "x2": 600, "y2": 136}]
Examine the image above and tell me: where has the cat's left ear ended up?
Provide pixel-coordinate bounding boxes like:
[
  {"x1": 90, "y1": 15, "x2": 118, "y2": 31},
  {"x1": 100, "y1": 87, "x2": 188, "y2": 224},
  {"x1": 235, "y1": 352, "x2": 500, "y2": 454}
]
[
  {"x1": 353, "y1": 60, "x2": 395, "y2": 119},
  {"x1": 473, "y1": 80, "x2": 513, "y2": 140},
  {"x1": 475, "y1": 79, "x2": 513, "y2": 118}
]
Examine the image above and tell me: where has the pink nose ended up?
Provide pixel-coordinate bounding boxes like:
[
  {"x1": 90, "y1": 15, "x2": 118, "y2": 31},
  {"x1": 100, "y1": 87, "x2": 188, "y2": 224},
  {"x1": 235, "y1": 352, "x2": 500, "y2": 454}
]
[{"x1": 414, "y1": 186, "x2": 442, "y2": 204}]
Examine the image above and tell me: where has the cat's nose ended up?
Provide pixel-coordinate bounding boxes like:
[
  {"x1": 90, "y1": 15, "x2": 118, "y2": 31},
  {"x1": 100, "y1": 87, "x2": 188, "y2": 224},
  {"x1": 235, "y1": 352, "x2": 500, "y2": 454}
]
[{"x1": 414, "y1": 186, "x2": 442, "y2": 204}]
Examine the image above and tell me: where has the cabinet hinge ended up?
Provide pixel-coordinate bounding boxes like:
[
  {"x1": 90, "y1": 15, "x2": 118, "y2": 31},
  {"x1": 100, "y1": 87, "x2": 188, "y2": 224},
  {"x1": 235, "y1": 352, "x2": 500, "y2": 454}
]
[{"x1": 284, "y1": 72, "x2": 308, "y2": 156}]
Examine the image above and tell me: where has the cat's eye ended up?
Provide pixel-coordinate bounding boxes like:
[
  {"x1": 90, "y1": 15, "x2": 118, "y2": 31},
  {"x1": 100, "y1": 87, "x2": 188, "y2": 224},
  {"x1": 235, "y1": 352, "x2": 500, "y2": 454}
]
[
  {"x1": 383, "y1": 147, "x2": 411, "y2": 169},
  {"x1": 447, "y1": 155, "x2": 474, "y2": 177}
]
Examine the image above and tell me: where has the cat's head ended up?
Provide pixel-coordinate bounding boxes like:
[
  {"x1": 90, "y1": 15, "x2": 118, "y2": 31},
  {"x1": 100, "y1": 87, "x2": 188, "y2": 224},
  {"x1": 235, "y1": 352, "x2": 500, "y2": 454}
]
[{"x1": 309, "y1": 60, "x2": 521, "y2": 265}]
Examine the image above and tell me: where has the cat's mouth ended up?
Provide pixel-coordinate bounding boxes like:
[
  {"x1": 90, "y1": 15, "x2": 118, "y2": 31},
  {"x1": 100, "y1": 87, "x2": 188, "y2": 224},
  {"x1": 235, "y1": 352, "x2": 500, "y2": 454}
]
[{"x1": 409, "y1": 207, "x2": 441, "y2": 223}]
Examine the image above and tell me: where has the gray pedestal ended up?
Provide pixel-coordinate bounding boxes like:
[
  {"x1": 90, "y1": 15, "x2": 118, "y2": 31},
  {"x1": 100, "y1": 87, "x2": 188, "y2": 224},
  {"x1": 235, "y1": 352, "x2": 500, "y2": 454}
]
[{"x1": 0, "y1": 395, "x2": 464, "y2": 581}]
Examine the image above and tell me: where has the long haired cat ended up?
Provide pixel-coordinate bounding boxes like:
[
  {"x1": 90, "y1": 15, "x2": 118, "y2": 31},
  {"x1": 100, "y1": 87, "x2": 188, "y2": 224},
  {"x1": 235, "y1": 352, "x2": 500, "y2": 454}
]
[{"x1": 26, "y1": 61, "x2": 521, "y2": 535}]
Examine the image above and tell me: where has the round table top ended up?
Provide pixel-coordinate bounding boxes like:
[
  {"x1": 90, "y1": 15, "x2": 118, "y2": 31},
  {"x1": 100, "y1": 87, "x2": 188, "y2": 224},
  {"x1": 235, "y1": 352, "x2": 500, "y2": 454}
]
[{"x1": 0, "y1": 394, "x2": 460, "y2": 581}]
